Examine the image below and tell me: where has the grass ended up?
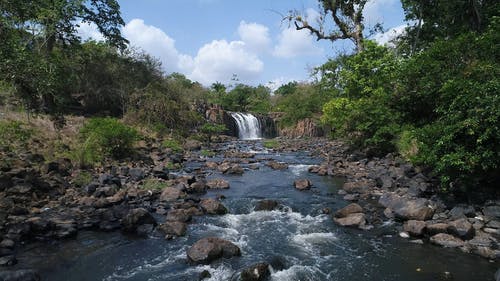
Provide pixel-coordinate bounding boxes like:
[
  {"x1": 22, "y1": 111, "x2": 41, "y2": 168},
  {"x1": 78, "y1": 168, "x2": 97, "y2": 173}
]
[
  {"x1": 201, "y1": 149, "x2": 216, "y2": 157},
  {"x1": 141, "y1": 178, "x2": 168, "y2": 190},
  {"x1": 263, "y1": 139, "x2": 280, "y2": 149},
  {"x1": 73, "y1": 170, "x2": 93, "y2": 187},
  {"x1": 162, "y1": 139, "x2": 183, "y2": 153}
]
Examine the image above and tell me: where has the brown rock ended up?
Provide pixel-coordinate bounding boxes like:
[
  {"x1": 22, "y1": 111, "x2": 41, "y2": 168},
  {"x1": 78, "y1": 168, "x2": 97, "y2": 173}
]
[
  {"x1": 122, "y1": 208, "x2": 156, "y2": 233},
  {"x1": 430, "y1": 233, "x2": 465, "y2": 248},
  {"x1": 240, "y1": 262, "x2": 270, "y2": 281},
  {"x1": 254, "y1": 200, "x2": 279, "y2": 211},
  {"x1": 206, "y1": 179, "x2": 230, "y2": 189},
  {"x1": 403, "y1": 220, "x2": 426, "y2": 236},
  {"x1": 160, "y1": 187, "x2": 185, "y2": 202},
  {"x1": 334, "y1": 203, "x2": 363, "y2": 218},
  {"x1": 158, "y1": 221, "x2": 187, "y2": 236},
  {"x1": 200, "y1": 198, "x2": 228, "y2": 215},
  {"x1": 187, "y1": 237, "x2": 241, "y2": 264},
  {"x1": 378, "y1": 193, "x2": 434, "y2": 221},
  {"x1": 294, "y1": 179, "x2": 312, "y2": 191},
  {"x1": 426, "y1": 223, "x2": 449, "y2": 235},
  {"x1": 448, "y1": 218, "x2": 475, "y2": 240},
  {"x1": 166, "y1": 209, "x2": 192, "y2": 222},
  {"x1": 334, "y1": 213, "x2": 366, "y2": 228},
  {"x1": 266, "y1": 161, "x2": 288, "y2": 170}
]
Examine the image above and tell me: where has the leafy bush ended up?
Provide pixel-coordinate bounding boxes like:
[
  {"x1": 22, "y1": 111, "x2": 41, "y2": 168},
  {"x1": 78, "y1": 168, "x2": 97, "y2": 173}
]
[
  {"x1": 78, "y1": 117, "x2": 138, "y2": 161},
  {"x1": 0, "y1": 120, "x2": 33, "y2": 150},
  {"x1": 162, "y1": 139, "x2": 183, "y2": 153}
]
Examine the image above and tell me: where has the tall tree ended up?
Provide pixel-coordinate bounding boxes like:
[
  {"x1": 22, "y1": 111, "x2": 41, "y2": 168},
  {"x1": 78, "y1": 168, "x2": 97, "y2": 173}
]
[{"x1": 287, "y1": 0, "x2": 368, "y2": 53}]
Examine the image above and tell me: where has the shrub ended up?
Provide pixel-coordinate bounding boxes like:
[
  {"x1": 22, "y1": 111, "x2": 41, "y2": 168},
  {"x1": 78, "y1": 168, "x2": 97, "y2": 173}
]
[
  {"x1": 263, "y1": 139, "x2": 279, "y2": 149},
  {"x1": 162, "y1": 139, "x2": 183, "y2": 153},
  {"x1": 0, "y1": 120, "x2": 33, "y2": 150},
  {"x1": 78, "y1": 117, "x2": 138, "y2": 160}
]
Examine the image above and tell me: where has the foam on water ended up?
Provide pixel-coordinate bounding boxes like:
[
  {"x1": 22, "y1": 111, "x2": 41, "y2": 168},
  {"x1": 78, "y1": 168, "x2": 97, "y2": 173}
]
[
  {"x1": 271, "y1": 265, "x2": 328, "y2": 281},
  {"x1": 289, "y1": 164, "x2": 314, "y2": 176}
]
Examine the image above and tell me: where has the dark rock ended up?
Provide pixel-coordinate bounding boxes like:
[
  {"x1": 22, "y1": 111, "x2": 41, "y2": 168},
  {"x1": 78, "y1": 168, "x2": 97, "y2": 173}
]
[
  {"x1": 342, "y1": 180, "x2": 372, "y2": 193},
  {"x1": 188, "y1": 180, "x2": 207, "y2": 194},
  {"x1": 98, "y1": 174, "x2": 113, "y2": 185},
  {"x1": 449, "y1": 206, "x2": 475, "y2": 220},
  {"x1": 160, "y1": 187, "x2": 185, "y2": 202},
  {"x1": 334, "y1": 203, "x2": 363, "y2": 218},
  {"x1": 184, "y1": 140, "x2": 202, "y2": 151},
  {"x1": 430, "y1": 233, "x2": 465, "y2": 248},
  {"x1": 426, "y1": 223, "x2": 449, "y2": 236},
  {"x1": 199, "y1": 270, "x2": 211, "y2": 280},
  {"x1": 294, "y1": 179, "x2": 312, "y2": 191},
  {"x1": 200, "y1": 198, "x2": 228, "y2": 215},
  {"x1": 255, "y1": 200, "x2": 279, "y2": 211},
  {"x1": 122, "y1": 208, "x2": 156, "y2": 233},
  {"x1": 206, "y1": 179, "x2": 230, "y2": 189},
  {"x1": 403, "y1": 220, "x2": 426, "y2": 236},
  {"x1": 240, "y1": 262, "x2": 270, "y2": 281},
  {"x1": 136, "y1": 224, "x2": 155, "y2": 237},
  {"x1": 84, "y1": 182, "x2": 99, "y2": 195},
  {"x1": 226, "y1": 165, "x2": 244, "y2": 175},
  {"x1": 448, "y1": 219, "x2": 475, "y2": 240},
  {"x1": 50, "y1": 218, "x2": 78, "y2": 239},
  {"x1": 0, "y1": 174, "x2": 13, "y2": 191},
  {"x1": 187, "y1": 237, "x2": 241, "y2": 264},
  {"x1": 483, "y1": 205, "x2": 500, "y2": 219},
  {"x1": 158, "y1": 221, "x2": 187, "y2": 237},
  {"x1": 128, "y1": 168, "x2": 145, "y2": 181},
  {"x1": 0, "y1": 269, "x2": 40, "y2": 281},
  {"x1": 0, "y1": 239, "x2": 15, "y2": 249},
  {"x1": 166, "y1": 209, "x2": 192, "y2": 222},
  {"x1": 94, "y1": 185, "x2": 117, "y2": 197},
  {"x1": 333, "y1": 213, "x2": 366, "y2": 228},
  {"x1": 378, "y1": 193, "x2": 434, "y2": 221},
  {"x1": 0, "y1": 255, "x2": 17, "y2": 266},
  {"x1": 376, "y1": 175, "x2": 393, "y2": 189},
  {"x1": 152, "y1": 166, "x2": 169, "y2": 180}
]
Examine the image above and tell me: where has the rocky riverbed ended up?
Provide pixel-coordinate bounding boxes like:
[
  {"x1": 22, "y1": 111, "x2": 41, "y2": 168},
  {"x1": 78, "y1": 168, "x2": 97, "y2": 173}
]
[{"x1": 0, "y1": 138, "x2": 498, "y2": 280}]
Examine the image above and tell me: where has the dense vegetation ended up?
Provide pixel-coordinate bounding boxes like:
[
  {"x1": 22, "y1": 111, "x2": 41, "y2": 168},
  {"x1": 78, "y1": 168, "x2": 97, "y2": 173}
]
[{"x1": 1, "y1": 0, "x2": 498, "y2": 193}]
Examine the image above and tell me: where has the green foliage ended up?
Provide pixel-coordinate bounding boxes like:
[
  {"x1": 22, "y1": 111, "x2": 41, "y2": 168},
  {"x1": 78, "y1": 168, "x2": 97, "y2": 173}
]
[
  {"x1": 200, "y1": 149, "x2": 216, "y2": 157},
  {"x1": 0, "y1": 120, "x2": 34, "y2": 150},
  {"x1": 78, "y1": 117, "x2": 138, "y2": 161},
  {"x1": 73, "y1": 170, "x2": 93, "y2": 187},
  {"x1": 212, "y1": 84, "x2": 272, "y2": 113},
  {"x1": 162, "y1": 139, "x2": 183, "y2": 153},
  {"x1": 263, "y1": 139, "x2": 279, "y2": 149},
  {"x1": 200, "y1": 123, "x2": 227, "y2": 143},
  {"x1": 141, "y1": 178, "x2": 168, "y2": 190}
]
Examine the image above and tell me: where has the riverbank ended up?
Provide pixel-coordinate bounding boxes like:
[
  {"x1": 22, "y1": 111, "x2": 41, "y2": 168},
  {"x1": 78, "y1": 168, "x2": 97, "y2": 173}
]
[{"x1": 0, "y1": 137, "x2": 498, "y2": 280}]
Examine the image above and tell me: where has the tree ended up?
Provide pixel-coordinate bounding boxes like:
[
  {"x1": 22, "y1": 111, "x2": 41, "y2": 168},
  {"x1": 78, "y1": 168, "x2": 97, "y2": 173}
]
[{"x1": 287, "y1": 0, "x2": 368, "y2": 53}]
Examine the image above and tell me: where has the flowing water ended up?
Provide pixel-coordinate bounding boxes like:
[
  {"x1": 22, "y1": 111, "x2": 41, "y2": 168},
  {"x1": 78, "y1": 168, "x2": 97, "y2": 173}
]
[
  {"x1": 230, "y1": 113, "x2": 261, "y2": 140},
  {"x1": 13, "y1": 141, "x2": 498, "y2": 281}
]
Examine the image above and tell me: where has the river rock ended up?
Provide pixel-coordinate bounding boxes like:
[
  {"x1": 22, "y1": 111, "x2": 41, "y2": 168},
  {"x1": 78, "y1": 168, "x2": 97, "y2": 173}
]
[
  {"x1": 267, "y1": 161, "x2": 288, "y2": 170},
  {"x1": 184, "y1": 139, "x2": 202, "y2": 151},
  {"x1": 334, "y1": 203, "x2": 363, "y2": 218},
  {"x1": 0, "y1": 269, "x2": 41, "y2": 281},
  {"x1": 378, "y1": 193, "x2": 434, "y2": 221},
  {"x1": 160, "y1": 187, "x2": 185, "y2": 202},
  {"x1": 403, "y1": 220, "x2": 426, "y2": 236},
  {"x1": 158, "y1": 221, "x2": 187, "y2": 237},
  {"x1": 205, "y1": 161, "x2": 219, "y2": 169},
  {"x1": 188, "y1": 180, "x2": 207, "y2": 194},
  {"x1": 0, "y1": 239, "x2": 15, "y2": 249},
  {"x1": 483, "y1": 205, "x2": 500, "y2": 219},
  {"x1": 426, "y1": 223, "x2": 449, "y2": 235},
  {"x1": 255, "y1": 200, "x2": 279, "y2": 211},
  {"x1": 128, "y1": 168, "x2": 145, "y2": 181},
  {"x1": 294, "y1": 179, "x2": 312, "y2": 191},
  {"x1": 342, "y1": 180, "x2": 372, "y2": 193},
  {"x1": 240, "y1": 262, "x2": 271, "y2": 281},
  {"x1": 0, "y1": 255, "x2": 17, "y2": 266},
  {"x1": 166, "y1": 209, "x2": 192, "y2": 222},
  {"x1": 449, "y1": 206, "x2": 475, "y2": 220},
  {"x1": 226, "y1": 164, "x2": 244, "y2": 175},
  {"x1": 121, "y1": 208, "x2": 156, "y2": 233},
  {"x1": 186, "y1": 237, "x2": 241, "y2": 264},
  {"x1": 334, "y1": 213, "x2": 366, "y2": 228},
  {"x1": 206, "y1": 179, "x2": 230, "y2": 189},
  {"x1": 430, "y1": 233, "x2": 465, "y2": 248},
  {"x1": 448, "y1": 218, "x2": 475, "y2": 240},
  {"x1": 200, "y1": 198, "x2": 228, "y2": 215}
]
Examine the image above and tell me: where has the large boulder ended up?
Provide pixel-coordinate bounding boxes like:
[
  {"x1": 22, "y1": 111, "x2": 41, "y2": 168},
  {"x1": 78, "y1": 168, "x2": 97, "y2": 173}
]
[
  {"x1": 430, "y1": 233, "x2": 465, "y2": 248},
  {"x1": 255, "y1": 200, "x2": 279, "y2": 211},
  {"x1": 206, "y1": 179, "x2": 230, "y2": 189},
  {"x1": 0, "y1": 269, "x2": 41, "y2": 281},
  {"x1": 158, "y1": 221, "x2": 187, "y2": 237},
  {"x1": 121, "y1": 208, "x2": 156, "y2": 233},
  {"x1": 166, "y1": 209, "x2": 192, "y2": 222},
  {"x1": 188, "y1": 180, "x2": 207, "y2": 194},
  {"x1": 378, "y1": 193, "x2": 434, "y2": 221},
  {"x1": 403, "y1": 220, "x2": 426, "y2": 236},
  {"x1": 426, "y1": 223, "x2": 449, "y2": 236},
  {"x1": 334, "y1": 203, "x2": 363, "y2": 218},
  {"x1": 334, "y1": 213, "x2": 366, "y2": 228},
  {"x1": 187, "y1": 237, "x2": 241, "y2": 264},
  {"x1": 160, "y1": 187, "x2": 185, "y2": 202},
  {"x1": 294, "y1": 179, "x2": 312, "y2": 191},
  {"x1": 240, "y1": 262, "x2": 271, "y2": 281},
  {"x1": 200, "y1": 198, "x2": 228, "y2": 215},
  {"x1": 448, "y1": 218, "x2": 475, "y2": 240}
]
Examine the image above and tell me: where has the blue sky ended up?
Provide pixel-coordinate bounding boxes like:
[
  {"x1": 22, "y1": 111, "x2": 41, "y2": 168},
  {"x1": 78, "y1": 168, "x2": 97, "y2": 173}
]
[{"x1": 79, "y1": 0, "x2": 407, "y2": 89}]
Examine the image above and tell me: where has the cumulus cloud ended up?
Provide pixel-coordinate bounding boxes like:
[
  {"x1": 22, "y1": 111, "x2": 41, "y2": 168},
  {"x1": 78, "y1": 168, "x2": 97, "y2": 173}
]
[
  {"x1": 364, "y1": 0, "x2": 399, "y2": 26},
  {"x1": 373, "y1": 24, "x2": 406, "y2": 46},
  {"x1": 237, "y1": 21, "x2": 271, "y2": 53},
  {"x1": 189, "y1": 40, "x2": 263, "y2": 85},
  {"x1": 123, "y1": 19, "x2": 186, "y2": 73},
  {"x1": 273, "y1": 27, "x2": 323, "y2": 58},
  {"x1": 77, "y1": 22, "x2": 104, "y2": 41}
]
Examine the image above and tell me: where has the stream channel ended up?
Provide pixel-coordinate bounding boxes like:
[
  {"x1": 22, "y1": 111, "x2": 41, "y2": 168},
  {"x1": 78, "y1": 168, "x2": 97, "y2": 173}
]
[{"x1": 13, "y1": 141, "x2": 498, "y2": 280}]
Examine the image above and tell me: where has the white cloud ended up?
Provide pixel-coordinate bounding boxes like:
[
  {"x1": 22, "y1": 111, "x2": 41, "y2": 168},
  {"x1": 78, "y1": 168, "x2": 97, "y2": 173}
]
[
  {"x1": 123, "y1": 19, "x2": 185, "y2": 73},
  {"x1": 364, "y1": 0, "x2": 399, "y2": 26},
  {"x1": 306, "y1": 8, "x2": 321, "y2": 23},
  {"x1": 273, "y1": 27, "x2": 323, "y2": 58},
  {"x1": 266, "y1": 77, "x2": 296, "y2": 93},
  {"x1": 189, "y1": 40, "x2": 263, "y2": 85},
  {"x1": 77, "y1": 22, "x2": 104, "y2": 41},
  {"x1": 237, "y1": 21, "x2": 271, "y2": 53},
  {"x1": 373, "y1": 24, "x2": 406, "y2": 46}
]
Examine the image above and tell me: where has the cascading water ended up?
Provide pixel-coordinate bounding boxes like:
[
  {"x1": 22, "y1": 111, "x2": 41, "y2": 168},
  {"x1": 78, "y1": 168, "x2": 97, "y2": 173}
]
[{"x1": 230, "y1": 112, "x2": 262, "y2": 140}]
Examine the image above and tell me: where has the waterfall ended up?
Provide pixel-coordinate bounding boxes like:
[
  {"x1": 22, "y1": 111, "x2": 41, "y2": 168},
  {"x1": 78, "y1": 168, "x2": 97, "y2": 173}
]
[{"x1": 230, "y1": 112, "x2": 262, "y2": 140}]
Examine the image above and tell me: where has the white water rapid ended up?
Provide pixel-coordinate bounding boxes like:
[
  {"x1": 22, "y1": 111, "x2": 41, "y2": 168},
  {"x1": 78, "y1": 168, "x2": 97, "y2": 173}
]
[{"x1": 230, "y1": 112, "x2": 262, "y2": 140}]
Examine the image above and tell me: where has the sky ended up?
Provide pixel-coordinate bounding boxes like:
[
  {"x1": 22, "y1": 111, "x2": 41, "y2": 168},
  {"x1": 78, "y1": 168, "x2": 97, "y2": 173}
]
[{"x1": 78, "y1": 0, "x2": 407, "y2": 90}]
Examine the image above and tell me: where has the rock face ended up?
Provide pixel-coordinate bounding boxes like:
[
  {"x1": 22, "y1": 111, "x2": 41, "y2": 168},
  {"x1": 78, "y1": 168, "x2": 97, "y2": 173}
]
[
  {"x1": 186, "y1": 237, "x2": 241, "y2": 264},
  {"x1": 240, "y1": 262, "x2": 271, "y2": 281},
  {"x1": 254, "y1": 200, "x2": 279, "y2": 211},
  {"x1": 334, "y1": 203, "x2": 363, "y2": 218},
  {"x1": 378, "y1": 193, "x2": 434, "y2": 221},
  {"x1": 279, "y1": 118, "x2": 323, "y2": 138},
  {"x1": 121, "y1": 208, "x2": 156, "y2": 233},
  {"x1": 430, "y1": 233, "x2": 465, "y2": 248},
  {"x1": 294, "y1": 179, "x2": 312, "y2": 191},
  {"x1": 200, "y1": 198, "x2": 228, "y2": 215}
]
